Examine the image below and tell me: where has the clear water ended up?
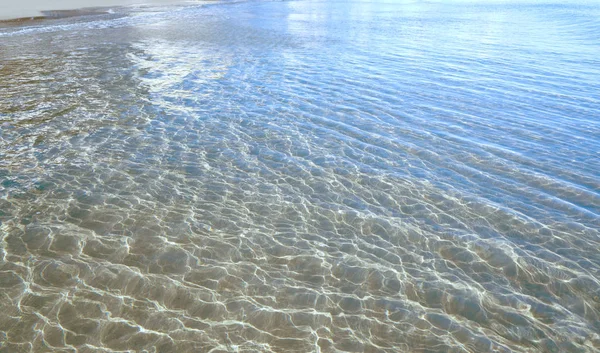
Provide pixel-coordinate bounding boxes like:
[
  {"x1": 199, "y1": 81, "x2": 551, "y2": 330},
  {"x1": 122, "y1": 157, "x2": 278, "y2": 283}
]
[{"x1": 1, "y1": 0, "x2": 599, "y2": 352}]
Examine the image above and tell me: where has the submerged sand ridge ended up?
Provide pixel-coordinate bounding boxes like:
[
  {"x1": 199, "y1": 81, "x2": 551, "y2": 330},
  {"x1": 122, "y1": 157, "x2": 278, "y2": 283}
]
[{"x1": 0, "y1": 0, "x2": 203, "y2": 20}]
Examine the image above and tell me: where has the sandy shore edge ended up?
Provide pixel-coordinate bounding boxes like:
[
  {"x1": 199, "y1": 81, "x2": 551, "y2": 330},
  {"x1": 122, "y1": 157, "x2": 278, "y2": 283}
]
[{"x1": 0, "y1": 0, "x2": 204, "y2": 21}]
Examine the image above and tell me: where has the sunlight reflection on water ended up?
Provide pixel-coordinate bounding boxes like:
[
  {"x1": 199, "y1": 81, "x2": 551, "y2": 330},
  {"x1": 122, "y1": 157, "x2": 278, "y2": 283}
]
[{"x1": 1, "y1": 0, "x2": 599, "y2": 352}]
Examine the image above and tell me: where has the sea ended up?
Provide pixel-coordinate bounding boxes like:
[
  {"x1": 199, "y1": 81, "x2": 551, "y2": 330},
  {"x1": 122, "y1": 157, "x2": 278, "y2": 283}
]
[{"x1": 0, "y1": 0, "x2": 599, "y2": 352}]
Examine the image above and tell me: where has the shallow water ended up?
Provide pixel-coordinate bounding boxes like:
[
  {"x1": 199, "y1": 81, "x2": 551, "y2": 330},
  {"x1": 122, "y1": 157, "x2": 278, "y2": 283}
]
[{"x1": 1, "y1": 0, "x2": 600, "y2": 352}]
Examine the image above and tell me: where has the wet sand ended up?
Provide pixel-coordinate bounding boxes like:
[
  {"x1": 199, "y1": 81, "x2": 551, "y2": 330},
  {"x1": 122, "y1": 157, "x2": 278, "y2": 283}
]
[{"x1": 0, "y1": 0, "x2": 201, "y2": 20}]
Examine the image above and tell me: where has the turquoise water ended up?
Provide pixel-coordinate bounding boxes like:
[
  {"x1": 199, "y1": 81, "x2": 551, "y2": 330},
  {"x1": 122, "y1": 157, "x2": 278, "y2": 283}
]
[{"x1": 1, "y1": 0, "x2": 599, "y2": 352}]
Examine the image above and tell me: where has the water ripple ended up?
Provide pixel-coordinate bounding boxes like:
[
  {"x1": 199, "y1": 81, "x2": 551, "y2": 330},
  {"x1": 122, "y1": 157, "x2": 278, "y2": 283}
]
[{"x1": 1, "y1": 0, "x2": 600, "y2": 352}]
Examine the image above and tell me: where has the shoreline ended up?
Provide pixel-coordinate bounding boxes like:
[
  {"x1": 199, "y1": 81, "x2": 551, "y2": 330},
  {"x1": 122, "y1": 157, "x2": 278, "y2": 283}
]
[
  {"x1": 0, "y1": 9, "x2": 112, "y2": 24},
  {"x1": 0, "y1": 0, "x2": 204, "y2": 21}
]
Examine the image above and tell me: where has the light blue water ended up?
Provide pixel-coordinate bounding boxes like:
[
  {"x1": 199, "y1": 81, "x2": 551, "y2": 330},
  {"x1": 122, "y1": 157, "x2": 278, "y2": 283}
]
[{"x1": 1, "y1": 1, "x2": 599, "y2": 352}]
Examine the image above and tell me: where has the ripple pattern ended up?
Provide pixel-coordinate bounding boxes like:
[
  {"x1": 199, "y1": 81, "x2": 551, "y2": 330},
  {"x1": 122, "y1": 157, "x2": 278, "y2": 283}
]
[{"x1": 1, "y1": 0, "x2": 600, "y2": 352}]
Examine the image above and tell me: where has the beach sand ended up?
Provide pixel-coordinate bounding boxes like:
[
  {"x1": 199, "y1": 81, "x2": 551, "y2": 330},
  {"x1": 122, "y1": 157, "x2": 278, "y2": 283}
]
[{"x1": 0, "y1": 0, "x2": 201, "y2": 21}]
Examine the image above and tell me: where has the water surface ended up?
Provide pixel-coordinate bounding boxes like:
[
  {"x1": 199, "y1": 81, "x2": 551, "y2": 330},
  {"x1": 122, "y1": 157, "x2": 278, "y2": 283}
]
[{"x1": 1, "y1": 0, "x2": 599, "y2": 352}]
